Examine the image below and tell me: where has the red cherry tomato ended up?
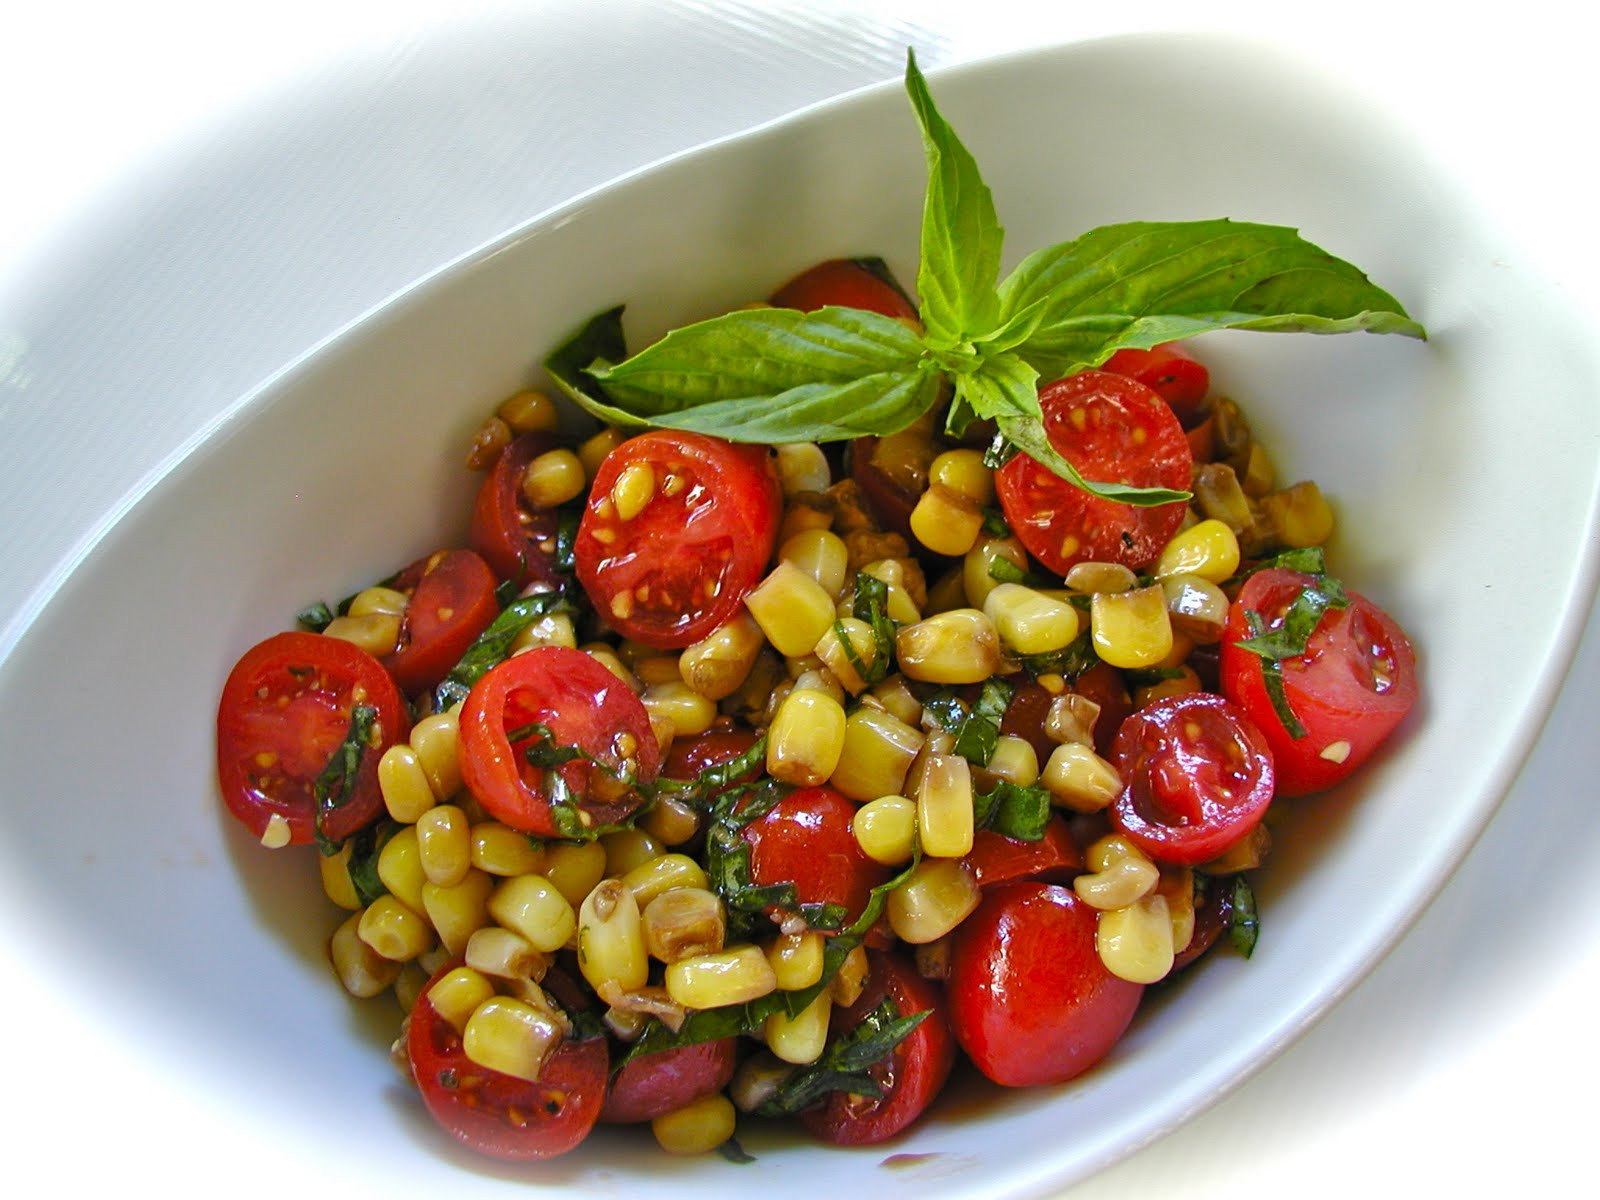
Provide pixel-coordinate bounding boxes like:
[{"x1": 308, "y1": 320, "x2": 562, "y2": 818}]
[
  {"x1": 946, "y1": 882, "x2": 1143, "y2": 1087},
  {"x1": 963, "y1": 814, "x2": 1083, "y2": 888},
  {"x1": 769, "y1": 257, "x2": 919, "y2": 320},
  {"x1": 1102, "y1": 341, "x2": 1210, "y2": 426},
  {"x1": 994, "y1": 370, "x2": 1192, "y2": 576},
  {"x1": 1219, "y1": 567, "x2": 1418, "y2": 797},
  {"x1": 743, "y1": 786, "x2": 891, "y2": 929},
  {"x1": 216, "y1": 631, "x2": 408, "y2": 846},
  {"x1": 380, "y1": 548, "x2": 500, "y2": 697},
  {"x1": 600, "y1": 1037, "x2": 738, "y2": 1124},
  {"x1": 574, "y1": 431, "x2": 780, "y2": 649},
  {"x1": 799, "y1": 951, "x2": 956, "y2": 1145},
  {"x1": 458, "y1": 645, "x2": 659, "y2": 837},
  {"x1": 1108, "y1": 692, "x2": 1276, "y2": 866},
  {"x1": 661, "y1": 726, "x2": 759, "y2": 784},
  {"x1": 407, "y1": 962, "x2": 608, "y2": 1160},
  {"x1": 469, "y1": 431, "x2": 569, "y2": 589}
]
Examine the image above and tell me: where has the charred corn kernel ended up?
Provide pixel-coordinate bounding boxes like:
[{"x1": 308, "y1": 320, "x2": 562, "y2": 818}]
[
  {"x1": 852, "y1": 795, "x2": 918, "y2": 866},
  {"x1": 642, "y1": 680, "x2": 718, "y2": 739},
  {"x1": 1202, "y1": 823, "x2": 1272, "y2": 873},
  {"x1": 1064, "y1": 561, "x2": 1137, "y2": 595},
  {"x1": 521, "y1": 448, "x2": 586, "y2": 509},
  {"x1": 610, "y1": 461, "x2": 657, "y2": 522},
  {"x1": 829, "y1": 707, "x2": 924, "y2": 802},
  {"x1": 1096, "y1": 893, "x2": 1175, "y2": 984},
  {"x1": 1042, "y1": 742, "x2": 1123, "y2": 813},
  {"x1": 601, "y1": 829, "x2": 662, "y2": 878},
  {"x1": 577, "y1": 426, "x2": 624, "y2": 477},
  {"x1": 1157, "y1": 867, "x2": 1196, "y2": 954},
  {"x1": 604, "y1": 1005, "x2": 651, "y2": 1042},
  {"x1": 1240, "y1": 441, "x2": 1275, "y2": 497},
  {"x1": 888, "y1": 858, "x2": 981, "y2": 944},
  {"x1": 983, "y1": 583, "x2": 1081, "y2": 655},
  {"x1": 781, "y1": 528, "x2": 850, "y2": 598},
  {"x1": 766, "y1": 687, "x2": 847, "y2": 786},
  {"x1": 358, "y1": 894, "x2": 434, "y2": 962},
  {"x1": 1134, "y1": 665, "x2": 1203, "y2": 708},
  {"x1": 917, "y1": 753, "x2": 975, "y2": 858},
  {"x1": 813, "y1": 617, "x2": 881, "y2": 695},
  {"x1": 378, "y1": 825, "x2": 427, "y2": 912},
  {"x1": 909, "y1": 484, "x2": 985, "y2": 557},
  {"x1": 378, "y1": 744, "x2": 435, "y2": 823},
  {"x1": 860, "y1": 558, "x2": 924, "y2": 624},
  {"x1": 348, "y1": 585, "x2": 410, "y2": 618},
  {"x1": 320, "y1": 840, "x2": 363, "y2": 910},
  {"x1": 578, "y1": 879, "x2": 649, "y2": 994},
  {"x1": 745, "y1": 561, "x2": 839, "y2": 657},
  {"x1": 329, "y1": 911, "x2": 402, "y2": 998},
  {"x1": 642, "y1": 886, "x2": 726, "y2": 963},
  {"x1": 1193, "y1": 462, "x2": 1254, "y2": 532},
  {"x1": 1161, "y1": 573, "x2": 1230, "y2": 644},
  {"x1": 464, "y1": 925, "x2": 549, "y2": 979},
  {"x1": 640, "y1": 796, "x2": 700, "y2": 846},
  {"x1": 1091, "y1": 585, "x2": 1173, "y2": 670},
  {"x1": 509, "y1": 610, "x2": 578, "y2": 653},
  {"x1": 470, "y1": 822, "x2": 546, "y2": 877},
  {"x1": 1154, "y1": 519, "x2": 1241, "y2": 584},
  {"x1": 869, "y1": 675, "x2": 924, "y2": 727},
  {"x1": 422, "y1": 868, "x2": 494, "y2": 956},
  {"x1": 962, "y1": 536, "x2": 1030, "y2": 608},
  {"x1": 425, "y1": 965, "x2": 495, "y2": 1033},
  {"x1": 1075, "y1": 834, "x2": 1161, "y2": 910},
  {"x1": 831, "y1": 945, "x2": 870, "y2": 1007},
  {"x1": 980, "y1": 734, "x2": 1040, "y2": 788},
  {"x1": 583, "y1": 643, "x2": 640, "y2": 690},
  {"x1": 1045, "y1": 693, "x2": 1101, "y2": 747},
  {"x1": 416, "y1": 804, "x2": 472, "y2": 887},
  {"x1": 466, "y1": 415, "x2": 513, "y2": 469},
  {"x1": 895, "y1": 609, "x2": 1001, "y2": 684},
  {"x1": 322, "y1": 613, "x2": 401, "y2": 657},
  {"x1": 729, "y1": 1051, "x2": 792, "y2": 1113},
  {"x1": 622, "y1": 853, "x2": 709, "y2": 907},
  {"x1": 497, "y1": 388, "x2": 561, "y2": 435},
  {"x1": 665, "y1": 944, "x2": 778, "y2": 1008},
  {"x1": 778, "y1": 499, "x2": 834, "y2": 542},
  {"x1": 765, "y1": 990, "x2": 832, "y2": 1065},
  {"x1": 1261, "y1": 480, "x2": 1335, "y2": 547},
  {"x1": 487, "y1": 874, "x2": 577, "y2": 953},
  {"x1": 929, "y1": 447, "x2": 994, "y2": 506},
  {"x1": 775, "y1": 442, "x2": 832, "y2": 496},
  {"x1": 463, "y1": 996, "x2": 563, "y2": 1082},
  {"x1": 679, "y1": 614, "x2": 764, "y2": 701},
  {"x1": 542, "y1": 840, "x2": 608, "y2": 909},
  {"x1": 765, "y1": 930, "x2": 825, "y2": 990},
  {"x1": 409, "y1": 711, "x2": 463, "y2": 800},
  {"x1": 652, "y1": 1093, "x2": 738, "y2": 1157}
]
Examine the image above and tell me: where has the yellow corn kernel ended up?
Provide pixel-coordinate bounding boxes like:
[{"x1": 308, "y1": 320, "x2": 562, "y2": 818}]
[
  {"x1": 520, "y1": 447, "x2": 587, "y2": 509},
  {"x1": 321, "y1": 613, "x2": 401, "y2": 658},
  {"x1": 377, "y1": 825, "x2": 427, "y2": 913},
  {"x1": 1201, "y1": 824, "x2": 1272, "y2": 874},
  {"x1": 1160, "y1": 572, "x2": 1230, "y2": 645},
  {"x1": 462, "y1": 996, "x2": 564, "y2": 1082},
  {"x1": 577, "y1": 426, "x2": 624, "y2": 478},
  {"x1": 392, "y1": 961, "x2": 430, "y2": 1015},
  {"x1": 487, "y1": 874, "x2": 577, "y2": 954},
  {"x1": 1041, "y1": 742, "x2": 1123, "y2": 813},
  {"x1": 1090, "y1": 585, "x2": 1174, "y2": 670},
  {"x1": 542, "y1": 840, "x2": 609, "y2": 909},
  {"x1": 1157, "y1": 866, "x2": 1196, "y2": 955},
  {"x1": 1045, "y1": 693, "x2": 1102, "y2": 747},
  {"x1": 621, "y1": 852, "x2": 710, "y2": 908},
  {"x1": 583, "y1": 643, "x2": 640, "y2": 690},
  {"x1": 378, "y1": 744, "x2": 435, "y2": 824},
  {"x1": 358, "y1": 894, "x2": 434, "y2": 962},
  {"x1": 745, "y1": 561, "x2": 839, "y2": 657},
  {"x1": 640, "y1": 680, "x2": 718, "y2": 741},
  {"x1": 319, "y1": 840, "x2": 362, "y2": 911},
  {"x1": 466, "y1": 416, "x2": 512, "y2": 470},
  {"x1": 929, "y1": 447, "x2": 994, "y2": 506},
  {"x1": 496, "y1": 388, "x2": 562, "y2": 435},
  {"x1": 639, "y1": 796, "x2": 700, "y2": 847},
  {"x1": 852, "y1": 794, "x2": 918, "y2": 866},
  {"x1": 678, "y1": 614, "x2": 764, "y2": 701},
  {"x1": 425, "y1": 965, "x2": 496, "y2": 1033},
  {"x1": 789, "y1": 665, "x2": 846, "y2": 707},
  {"x1": 766, "y1": 687, "x2": 847, "y2": 787},
  {"x1": 765, "y1": 930, "x2": 826, "y2": 990},
  {"x1": 812, "y1": 617, "x2": 881, "y2": 696},
  {"x1": 1074, "y1": 834, "x2": 1160, "y2": 910},
  {"x1": 1261, "y1": 480, "x2": 1335, "y2": 548},
  {"x1": 869, "y1": 674, "x2": 924, "y2": 727},
  {"x1": 415, "y1": 804, "x2": 472, "y2": 888},
  {"x1": 895, "y1": 609, "x2": 1001, "y2": 684},
  {"x1": 664, "y1": 944, "x2": 778, "y2": 1009},
  {"x1": 1240, "y1": 441, "x2": 1276, "y2": 497},
  {"x1": 1154, "y1": 518, "x2": 1242, "y2": 584},
  {"x1": 1064, "y1": 561, "x2": 1138, "y2": 595},
  {"x1": 652, "y1": 1093, "x2": 738, "y2": 1157},
  {"x1": 509, "y1": 610, "x2": 578, "y2": 654},
  {"x1": 982, "y1": 583, "x2": 1082, "y2": 656},
  {"x1": 601, "y1": 829, "x2": 662, "y2": 878},
  {"x1": 409, "y1": 710, "x2": 463, "y2": 801},
  {"x1": 421, "y1": 867, "x2": 494, "y2": 957},
  {"x1": 778, "y1": 498, "x2": 834, "y2": 543},
  {"x1": 578, "y1": 879, "x2": 649, "y2": 994},
  {"x1": 830, "y1": 945, "x2": 870, "y2": 1007},
  {"x1": 1096, "y1": 893, "x2": 1176, "y2": 984},
  {"x1": 780, "y1": 528, "x2": 850, "y2": 598},
  {"x1": 347, "y1": 585, "x2": 410, "y2": 618},
  {"x1": 642, "y1": 886, "x2": 727, "y2": 963},
  {"x1": 1192, "y1": 463, "x2": 1255, "y2": 532},
  {"x1": 977, "y1": 734, "x2": 1040, "y2": 789},
  {"x1": 909, "y1": 484, "x2": 984, "y2": 557},
  {"x1": 1134, "y1": 665, "x2": 1203, "y2": 709},
  {"x1": 888, "y1": 858, "x2": 981, "y2": 944},
  {"x1": 962, "y1": 536, "x2": 1029, "y2": 608},
  {"x1": 329, "y1": 911, "x2": 402, "y2": 998},
  {"x1": 610, "y1": 461, "x2": 658, "y2": 522},
  {"x1": 464, "y1": 925, "x2": 550, "y2": 980},
  {"x1": 829, "y1": 706, "x2": 924, "y2": 802},
  {"x1": 916, "y1": 753, "x2": 975, "y2": 859},
  {"x1": 774, "y1": 442, "x2": 832, "y2": 496},
  {"x1": 469, "y1": 822, "x2": 547, "y2": 877},
  {"x1": 765, "y1": 991, "x2": 833, "y2": 1065}
]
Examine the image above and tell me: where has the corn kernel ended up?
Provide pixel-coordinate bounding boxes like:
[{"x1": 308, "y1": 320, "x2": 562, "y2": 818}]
[
  {"x1": 425, "y1": 966, "x2": 496, "y2": 1033},
  {"x1": 358, "y1": 894, "x2": 434, "y2": 962},
  {"x1": 1154, "y1": 519, "x2": 1241, "y2": 584},
  {"x1": 329, "y1": 911, "x2": 402, "y2": 998},
  {"x1": 578, "y1": 879, "x2": 649, "y2": 994},
  {"x1": 1074, "y1": 834, "x2": 1160, "y2": 909},
  {"x1": 464, "y1": 925, "x2": 550, "y2": 979},
  {"x1": 322, "y1": 613, "x2": 401, "y2": 658},
  {"x1": 977, "y1": 734, "x2": 1040, "y2": 789},
  {"x1": 983, "y1": 583, "x2": 1081, "y2": 656},
  {"x1": 1096, "y1": 893, "x2": 1176, "y2": 984},
  {"x1": 962, "y1": 536, "x2": 1029, "y2": 608},
  {"x1": 487, "y1": 874, "x2": 577, "y2": 953},
  {"x1": 462, "y1": 996, "x2": 563, "y2": 1082},
  {"x1": 577, "y1": 426, "x2": 624, "y2": 478},
  {"x1": 1090, "y1": 585, "x2": 1174, "y2": 670},
  {"x1": 642, "y1": 886, "x2": 726, "y2": 963},
  {"x1": 895, "y1": 609, "x2": 1001, "y2": 684},
  {"x1": 347, "y1": 585, "x2": 410, "y2": 618},
  {"x1": 916, "y1": 753, "x2": 975, "y2": 859},
  {"x1": 422, "y1": 867, "x2": 494, "y2": 957},
  {"x1": 813, "y1": 617, "x2": 881, "y2": 695},
  {"x1": 780, "y1": 528, "x2": 850, "y2": 598},
  {"x1": 679, "y1": 614, "x2": 764, "y2": 701},
  {"x1": 774, "y1": 442, "x2": 832, "y2": 496},
  {"x1": 909, "y1": 484, "x2": 984, "y2": 557},
  {"x1": 887, "y1": 858, "x2": 980, "y2": 944},
  {"x1": 745, "y1": 561, "x2": 839, "y2": 657},
  {"x1": 766, "y1": 687, "x2": 847, "y2": 786},
  {"x1": 829, "y1": 706, "x2": 924, "y2": 802},
  {"x1": 611, "y1": 461, "x2": 657, "y2": 522},
  {"x1": 852, "y1": 795, "x2": 918, "y2": 866},
  {"x1": 521, "y1": 448, "x2": 586, "y2": 509},
  {"x1": 377, "y1": 825, "x2": 427, "y2": 913},
  {"x1": 765, "y1": 991, "x2": 832, "y2": 1065},
  {"x1": 929, "y1": 447, "x2": 994, "y2": 506},
  {"x1": 1261, "y1": 480, "x2": 1335, "y2": 548},
  {"x1": 1041, "y1": 742, "x2": 1123, "y2": 813},
  {"x1": 1161, "y1": 573, "x2": 1230, "y2": 644},
  {"x1": 416, "y1": 804, "x2": 472, "y2": 888},
  {"x1": 830, "y1": 945, "x2": 870, "y2": 1007},
  {"x1": 642, "y1": 680, "x2": 719, "y2": 739},
  {"x1": 765, "y1": 930, "x2": 826, "y2": 990},
  {"x1": 470, "y1": 822, "x2": 547, "y2": 877},
  {"x1": 1064, "y1": 561, "x2": 1138, "y2": 595},
  {"x1": 497, "y1": 389, "x2": 562, "y2": 435},
  {"x1": 542, "y1": 839, "x2": 609, "y2": 909},
  {"x1": 664, "y1": 944, "x2": 778, "y2": 1009},
  {"x1": 621, "y1": 853, "x2": 709, "y2": 907},
  {"x1": 409, "y1": 711, "x2": 463, "y2": 801},
  {"x1": 652, "y1": 1093, "x2": 738, "y2": 1157},
  {"x1": 639, "y1": 796, "x2": 700, "y2": 846},
  {"x1": 319, "y1": 839, "x2": 363, "y2": 910},
  {"x1": 601, "y1": 829, "x2": 662, "y2": 878}
]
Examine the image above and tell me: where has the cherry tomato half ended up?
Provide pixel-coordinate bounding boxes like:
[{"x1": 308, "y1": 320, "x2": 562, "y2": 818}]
[
  {"x1": 768, "y1": 257, "x2": 919, "y2": 320},
  {"x1": 946, "y1": 882, "x2": 1143, "y2": 1088},
  {"x1": 380, "y1": 548, "x2": 500, "y2": 697},
  {"x1": 216, "y1": 630, "x2": 408, "y2": 846},
  {"x1": 1219, "y1": 567, "x2": 1418, "y2": 796},
  {"x1": 574, "y1": 431, "x2": 780, "y2": 649},
  {"x1": 600, "y1": 1037, "x2": 738, "y2": 1125},
  {"x1": 799, "y1": 950, "x2": 956, "y2": 1146},
  {"x1": 407, "y1": 961, "x2": 608, "y2": 1160},
  {"x1": 743, "y1": 786, "x2": 892, "y2": 930},
  {"x1": 963, "y1": 814, "x2": 1083, "y2": 889},
  {"x1": 1102, "y1": 341, "x2": 1210, "y2": 426},
  {"x1": 1108, "y1": 692, "x2": 1276, "y2": 866},
  {"x1": 469, "y1": 431, "x2": 568, "y2": 589},
  {"x1": 458, "y1": 645, "x2": 659, "y2": 837},
  {"x1": 994, "y1": 370, "x2": 1192, "y2": 576}
]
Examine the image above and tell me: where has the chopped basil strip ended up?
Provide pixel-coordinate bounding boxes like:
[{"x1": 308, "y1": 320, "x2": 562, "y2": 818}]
[
  {"x1": 754, "y1": 997, "x2": 930, "y2": 1118},
  {"x1": 972, "y1": 780, "x2": 1052, "y2": 841},
  {"x1": 312, "y1": 703, "x2": 378, "y2": 854},
  {"x1": 919, "y1": 677, "x2": 1013, "y2": 768},
  {"x1": 1226, "y1": 874, "x2": 1260, "y2": 958},
  {"x1": 432, "y1": 590, "x2": 575, "y2": 711},
  {"x1": 342, "y1": 820, "x2": 397, "y2": 905},
  {"x1": 851, "y1": 571, "x2": 897, "y2": 684},
  {"x1": 716, "y1": 1137, "x2": 758, "y2": 1165},
  {"x1": 654, "y1": 734, "x2": 768, "y2": 811},
  {"x1": 295, "y1": 600, "x2": 334, "y2": 632},
  {"x1": 1013, "y1": 630, "x2": 1100, "y2": 681}
]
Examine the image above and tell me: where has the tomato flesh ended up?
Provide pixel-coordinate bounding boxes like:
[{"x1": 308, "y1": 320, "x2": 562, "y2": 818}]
[
  {"x1": 963, "y1": 814, "x2": 1083, "y2": 888},
  {"x1": 470, "y1": 431, "x2": 568, "y2": 588},
  {"x1": 380, "y1": 548, "x2": 500, "y2": 698}
]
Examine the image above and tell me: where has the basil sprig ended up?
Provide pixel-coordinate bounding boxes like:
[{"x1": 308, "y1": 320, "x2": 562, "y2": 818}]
[{"x1": 548, "y1": 50, "x2": 1422, "y2": 507}]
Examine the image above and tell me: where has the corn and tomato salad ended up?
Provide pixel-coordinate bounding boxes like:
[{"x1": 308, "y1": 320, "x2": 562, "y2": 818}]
[{"x1": 215, "y1": 257, "x2": 1418, "y2": 1163}]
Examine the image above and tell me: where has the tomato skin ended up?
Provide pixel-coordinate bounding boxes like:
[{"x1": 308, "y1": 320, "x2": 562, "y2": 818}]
[
  {"x1": 1219, "y1": 568, "x2": 1419, "y2": 796},
  {"x1": 458, "y1": 645, "x2": 659, "y2": 837},
  {"x1": 600, "y1": 1037, "x2": 738, "y2": 1124},
  {"x1": 407, "y1": 962, "x2": 608, "y2": 1160},
  {"x1": 661, "y1": 726, "x2": 759, "y2": 784},
  {"x1": 963, "y1": 814, "x2": 1083, "y2": 888},
  {"x1": 769, "y1": 257, "x2": 919, "y2": 320},
  {"x1": 216, "y1": 630, "x2": 408, "y2": 845},
  {"x1": 1109, "y1": 692, "x2": 1276, "y2": 867},
  {"x1": 994, "y1": 370, "x2": 1192, "y2": 576},
  {"x1": 575, "y1": 431, "x2": 780, "y2": 649},
  {"x1": 470, "y1": 431, "x2": 568, "y2": 588},
  {"x1": 799, "y1": 951, "x2": 956, "y2": 1145},
  {"x1": 743, "y1": 786, "x2": 892, "y2": 929},
  {"x1": 946, "y1": 882, "x2": 1143, "y2": 1088},
  {"x1": 380, "y1": 549, "x2": 500, "y2": 697},
  {"x1": 1102, "y1": 342, "x2": 1210, "y2": 426}
]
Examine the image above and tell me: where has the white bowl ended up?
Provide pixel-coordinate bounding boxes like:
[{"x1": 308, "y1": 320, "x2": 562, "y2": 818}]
[{"x1": 2, "y1": 32, "x2": 1597, "y2": 1198}]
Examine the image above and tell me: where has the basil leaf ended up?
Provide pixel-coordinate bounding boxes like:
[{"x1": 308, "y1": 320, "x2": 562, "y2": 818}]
[
  {"x1": 312, "y1": 703, "x2": 378, "y2": 854},
  {"x1": 717, "y1": 1137, "x2": 757, "y2": 1165},
  {"x1": 994, "y1": 407, "x2": 1192, "y2": 508},
  {"x1": 754, "y1": 997, "x2": 929, "y2": 1118},
  {"x1": 851, "y1": 571, "x2": 897, "y2": 685},
  {"x1": 543, "y1": 305, "x2": 640, "y2": 427},
  {"x1": 1013, "y1": 629, "x2": 1100, "y2": 681},
  {"x1": 433, "y1": 591, "x2": 575, "y2": 712},
  {"x1": 954, "y1": 677, "x2": 1012, "y2": 766},
  {"x1": 654, "y1": 734, "x2": 768, "y2": 811},
  {"x1": 1226, "y1": 873, "x2": 1260, "y2": 958},
  {"x1": 295, "y1": 600, "x2": 334, "y2": 632},
  {"x1": 1232, "y1": 567, "x2": 1349, "y2": 740},
  {"x1": 342, "y1": 820, "x2": 397, "y2": 906},
  {"x1": 972, "y1": 779, "x2": 1051, "y2": 841}
]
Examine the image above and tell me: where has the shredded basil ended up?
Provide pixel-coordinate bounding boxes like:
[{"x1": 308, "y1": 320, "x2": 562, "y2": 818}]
[
  {"x1": 971, "y1": 779, "x2": 1052, "y2": 842},
  {"x1": 753, "y1": 997, "x2": 930, "y2": 1118},
  {"x1": 432, "y1": 590, "x2": 575, "y2": 711},
  {"x1": 295, "y1": 600, "x2": 334, "y2": 632},
  {"x1": 1012, "y1": 630, "x2": 1100, "y2": 681},
  {"x1": 851, "y1": 571, "x2": 897, "y2": 685},
  {"x1": 1232, "y1": 563, "x2": 1350, "y2": 739},
  {"x1": 311, "y1": 703, "x2": 378, "y2": 854},
  {"x1": 341, "y1": 820, "x2": 396, "y2": 906},
  {"x1": 716, "y1": 1137, "x2": 757, "y2": 1165},
  {"x1": 1226, "y1": 874, "x2": 1260, "y2": 958}
]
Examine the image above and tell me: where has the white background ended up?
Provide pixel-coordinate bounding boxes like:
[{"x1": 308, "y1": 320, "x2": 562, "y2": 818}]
[{"x1": 3, "y1": 2, "x2": 1596, "y2": 1195}]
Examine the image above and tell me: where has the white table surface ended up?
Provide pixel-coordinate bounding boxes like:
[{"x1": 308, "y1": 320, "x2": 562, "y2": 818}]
[{"x1": 4, "y1": 2, "x2": 1597, "y2": 1195}]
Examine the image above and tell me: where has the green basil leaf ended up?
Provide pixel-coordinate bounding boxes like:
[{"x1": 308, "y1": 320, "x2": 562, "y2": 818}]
[
  {"x1": 433, "y1": 590, "x2": 576, "y2": 712},
  {"x1": 1013, "y1": 629, "x2": 1100, "y2": 681},
  {"x1": 851, "y1": 571, "x2": 897, "y2": 685},
  {"x1": 542, "y1": 305, "x2": 645, "y2": 428},
  {"x1": 972, "y1": 780, "x2": 1052, "y2": 842},
  {"x1": 1226, "y1": 873, "x2": 1260, "y2": 958},
  {"x1": 342, "y1": 820, "x2": 398, "y2": 906},
  {"x1": 295, "y1": 600, "x2": 334, "y2": 632},
  {"x1": 754, "y1": 998, "x2": 929, "y2": 1118},
  {"x1": 312, "y1": 703, "x2": 378, "y2": 854},
  {"x1": 994, "y1": 410, "x2": 1192, "y2": 508},
  {"x1": 952, "y1": 677, "x2": 1013, "y2": 766}
]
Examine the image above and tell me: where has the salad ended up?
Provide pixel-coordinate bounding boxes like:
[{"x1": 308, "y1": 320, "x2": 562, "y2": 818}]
[{"x1": 215, "y1": 52, "x2": 1422, "y2": 1163}]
